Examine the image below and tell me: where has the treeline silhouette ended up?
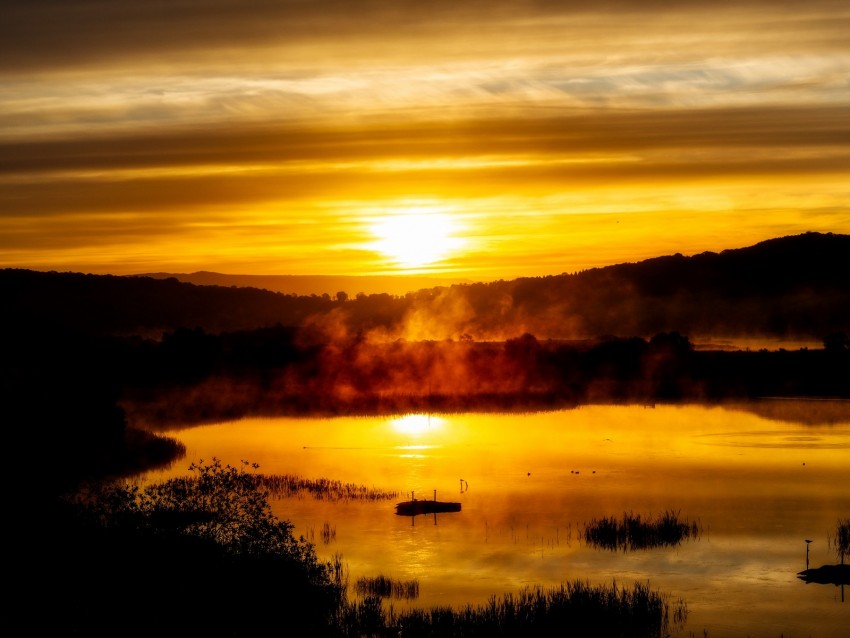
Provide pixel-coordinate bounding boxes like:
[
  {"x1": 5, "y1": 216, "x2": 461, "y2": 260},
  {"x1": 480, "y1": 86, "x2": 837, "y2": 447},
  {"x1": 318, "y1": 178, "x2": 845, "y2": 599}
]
[{"x1": 4, "y1": 232, "x2": 849, "y2": 342}]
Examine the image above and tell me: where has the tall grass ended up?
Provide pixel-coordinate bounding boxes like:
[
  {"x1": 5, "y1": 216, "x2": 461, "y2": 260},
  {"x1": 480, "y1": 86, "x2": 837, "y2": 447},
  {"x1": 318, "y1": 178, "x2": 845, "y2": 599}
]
[
  {"x1": 582, "y1": 510, "x2": 702, "y2": 551},
  {"x1": 260, "y1": 473, "x2": 399, "y2": 502},
  {"x1": 335, "y1": 579, "x2": 687, "y2": 637}
]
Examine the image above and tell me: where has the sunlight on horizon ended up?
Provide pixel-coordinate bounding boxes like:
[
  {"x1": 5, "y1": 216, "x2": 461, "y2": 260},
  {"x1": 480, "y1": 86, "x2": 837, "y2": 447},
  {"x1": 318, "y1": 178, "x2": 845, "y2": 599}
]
[
  {"x1": 367, "y1": 205, "x2": 467, "y2": 270},
  {"x1": 3, "y1": 2, "x2": 849, "y2": 279}
]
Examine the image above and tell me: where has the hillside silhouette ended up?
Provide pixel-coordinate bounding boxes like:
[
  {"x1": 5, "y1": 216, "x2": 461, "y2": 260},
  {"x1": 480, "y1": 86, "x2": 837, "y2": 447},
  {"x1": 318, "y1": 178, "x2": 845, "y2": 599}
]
[
  {"x1": 3, "y1": 232, "x2": 848, "y2": 342},
  {"x1": 136, "y1": 271, "x2": 473, "y2": 297}
]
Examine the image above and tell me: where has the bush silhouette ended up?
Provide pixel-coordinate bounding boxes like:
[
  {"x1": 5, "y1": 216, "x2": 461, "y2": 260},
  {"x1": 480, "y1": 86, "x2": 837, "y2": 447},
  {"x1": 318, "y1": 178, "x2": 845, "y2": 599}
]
[{"x1": 51, "y1": 459, "x2": 343, "y2": 636}]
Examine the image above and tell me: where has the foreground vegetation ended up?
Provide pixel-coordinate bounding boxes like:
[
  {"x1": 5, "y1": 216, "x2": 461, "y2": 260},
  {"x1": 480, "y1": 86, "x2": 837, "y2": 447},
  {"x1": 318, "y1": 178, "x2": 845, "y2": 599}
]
[
  {"x1": 50, "y1": 459, "x2": 345, "y2": 636},
  {"x1": 342, "y1": 580, "x2": 687, "y2": 638},
  {"x1": 50, "y1": 459, "x2": 687, "y2": 637}
]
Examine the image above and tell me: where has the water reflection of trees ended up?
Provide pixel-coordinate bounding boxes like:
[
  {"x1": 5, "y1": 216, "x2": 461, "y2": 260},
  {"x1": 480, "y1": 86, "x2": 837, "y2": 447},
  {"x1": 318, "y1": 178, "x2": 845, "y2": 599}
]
[
  {"x1": 582, "y1": 510, "x2": 702, "y2": 552},
  {"x1": 727, "y1": 398, "x2": 850, "y2": 426},
  {"x1": 119, "y1": 329, "x2": 850, "y2": 429}
]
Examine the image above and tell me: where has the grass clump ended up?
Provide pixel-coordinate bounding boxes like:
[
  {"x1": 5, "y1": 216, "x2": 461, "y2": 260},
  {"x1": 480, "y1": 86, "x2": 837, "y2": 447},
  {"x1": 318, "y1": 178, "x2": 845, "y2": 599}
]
[{"x1": 583, "y1": 510, "x2": 701, "y2": 552}]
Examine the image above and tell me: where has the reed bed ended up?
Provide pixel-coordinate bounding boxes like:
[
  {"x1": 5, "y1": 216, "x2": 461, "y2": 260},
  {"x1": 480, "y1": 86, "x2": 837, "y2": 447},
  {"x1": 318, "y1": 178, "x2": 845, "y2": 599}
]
[
  {"x1": 582, "y1": 510, "x2": 701, "y2": 552},
  {"x1": 259, "y1": 473, "x2": 399, "y2": 502},
  {"x1": 336, "y1": 579, "x2": 686, "y2": 637},
  {"x1": 355, "y1": 575, "x2": 421, "y2": 600}
]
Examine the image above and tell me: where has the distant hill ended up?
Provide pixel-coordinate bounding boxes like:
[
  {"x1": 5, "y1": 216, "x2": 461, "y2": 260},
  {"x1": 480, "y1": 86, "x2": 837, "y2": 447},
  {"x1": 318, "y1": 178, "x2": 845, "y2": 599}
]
[
  {"x1": 135, "y1": 272, "x2": 473, "y2": 297},
  {"x1": 1, "y1": 270, "x2": 337, "y2": 338},
  {"x1": 3, "y1": 232, "x2": 848, "y2": 343},
  {"x1": 446, "y1": 230, "x2": 850, "y2": 343}
]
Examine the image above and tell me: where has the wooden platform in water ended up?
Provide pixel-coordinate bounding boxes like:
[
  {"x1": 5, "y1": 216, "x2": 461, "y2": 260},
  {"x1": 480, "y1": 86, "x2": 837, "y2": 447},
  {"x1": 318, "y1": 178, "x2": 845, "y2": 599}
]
[{"x1": 395, "y1": 499, "x2": 462, "y2": 517}]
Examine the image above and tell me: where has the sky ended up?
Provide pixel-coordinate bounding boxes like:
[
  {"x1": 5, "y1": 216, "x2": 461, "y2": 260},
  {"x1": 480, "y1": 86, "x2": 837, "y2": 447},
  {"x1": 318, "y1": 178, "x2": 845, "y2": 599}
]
[{"x1": 2, "y1": 0, "x2": 849, "y2": 282}]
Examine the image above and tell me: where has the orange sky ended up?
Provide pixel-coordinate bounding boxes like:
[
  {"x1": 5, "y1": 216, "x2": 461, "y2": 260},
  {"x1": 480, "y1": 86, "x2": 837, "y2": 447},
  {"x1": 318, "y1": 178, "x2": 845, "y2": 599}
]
[{"x1": 2, "y1": 1, "x2": 849, "y2": 281}]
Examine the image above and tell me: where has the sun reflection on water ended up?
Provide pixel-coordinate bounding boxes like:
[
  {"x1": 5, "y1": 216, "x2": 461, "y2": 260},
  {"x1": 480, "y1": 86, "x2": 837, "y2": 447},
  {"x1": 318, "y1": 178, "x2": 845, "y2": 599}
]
[{"x1": 390, "y1": 413, "x2": 443, "y2": 435}]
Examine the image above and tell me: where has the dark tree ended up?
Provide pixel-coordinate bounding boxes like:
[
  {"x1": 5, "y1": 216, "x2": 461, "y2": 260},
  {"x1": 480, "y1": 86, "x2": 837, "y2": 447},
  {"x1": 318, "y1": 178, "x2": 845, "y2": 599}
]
[{"x1": 823, "y1": 332, "x2": 849, "y2": 352}]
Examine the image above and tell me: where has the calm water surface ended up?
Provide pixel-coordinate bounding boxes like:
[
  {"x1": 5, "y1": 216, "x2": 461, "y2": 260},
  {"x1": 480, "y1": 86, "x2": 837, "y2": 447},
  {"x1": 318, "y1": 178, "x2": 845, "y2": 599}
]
[{"x1": 143, "y1": 401, "x2": 850, "y2": 637}]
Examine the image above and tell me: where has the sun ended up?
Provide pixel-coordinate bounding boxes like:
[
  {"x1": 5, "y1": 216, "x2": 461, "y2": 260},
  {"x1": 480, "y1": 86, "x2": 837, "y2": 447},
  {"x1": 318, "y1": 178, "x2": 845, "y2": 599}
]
[{"x1": 369, "y1": 205, "x2": 464, "y2": 269}]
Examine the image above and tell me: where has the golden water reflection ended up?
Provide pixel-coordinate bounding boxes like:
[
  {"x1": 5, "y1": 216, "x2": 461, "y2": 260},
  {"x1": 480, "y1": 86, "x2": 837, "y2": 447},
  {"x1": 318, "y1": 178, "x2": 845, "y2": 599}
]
[{"x1": 145, "y1": 401, "x2": 850, "y2": 637}]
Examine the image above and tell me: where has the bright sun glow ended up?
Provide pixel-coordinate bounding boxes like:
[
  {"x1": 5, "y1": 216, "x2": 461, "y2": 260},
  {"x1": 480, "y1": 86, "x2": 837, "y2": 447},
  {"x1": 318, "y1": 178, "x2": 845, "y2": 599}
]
[
  {"x1": 369, "y1": 206, "x2": 465, "y2": 269},
  {"x1": 390, "y1": 413, "x2": 441, "y2": 435}
]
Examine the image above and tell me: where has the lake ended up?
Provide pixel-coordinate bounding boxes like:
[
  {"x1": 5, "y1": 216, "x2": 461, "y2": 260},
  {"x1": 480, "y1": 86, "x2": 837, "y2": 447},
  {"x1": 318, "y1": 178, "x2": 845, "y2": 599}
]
[{"x1": 142, "y1": 400, "x2": 850, "y2": 637}]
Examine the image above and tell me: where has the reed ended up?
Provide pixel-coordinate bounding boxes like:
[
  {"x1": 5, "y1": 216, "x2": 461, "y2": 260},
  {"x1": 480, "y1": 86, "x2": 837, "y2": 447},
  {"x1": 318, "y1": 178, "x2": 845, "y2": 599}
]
[
  {"x1": 355, "y1": 575, "x2": 420, "y2": 600},
  {"x1": 259, "y1": 473, "x2": 399, "y2": 502},
  {"x1": 582, "y1": 510, "x2": 701, "y2": 551}
]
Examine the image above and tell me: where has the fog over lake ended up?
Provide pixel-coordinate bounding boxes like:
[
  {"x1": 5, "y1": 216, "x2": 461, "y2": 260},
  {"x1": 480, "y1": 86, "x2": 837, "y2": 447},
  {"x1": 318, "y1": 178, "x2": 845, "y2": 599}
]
[{"x1": 143, "y1": 401, "x2": 850, "y2": 637}]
